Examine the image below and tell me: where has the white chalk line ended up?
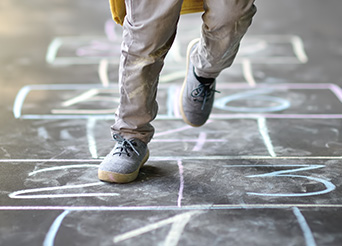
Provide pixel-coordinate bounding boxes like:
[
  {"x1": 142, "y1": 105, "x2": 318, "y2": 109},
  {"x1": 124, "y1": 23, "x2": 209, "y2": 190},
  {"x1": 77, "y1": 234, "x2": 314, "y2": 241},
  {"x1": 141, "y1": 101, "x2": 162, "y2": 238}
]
[
  {"x1": 13, "y1": 85, "x2": 31, "y2": 118},
  {"x1": 163, "y1": 212, "x2": 200, "y2": 246},
  {"x1": 242, "y1": 58, "x2": 256, "y2": 87},
  {"x1": 87, "y1": 118, "x2": 98, "y2": 158},
  {"x1": 167, "y1": 85, "x2": 177, "y2": 117},
  {"x1": 29, "y1": 164, "x2": 98, "y2": 176},
  {"x1": 192, "y1": 132, "x2": 208, "y2": 152},
  {"x1": 98, "y1": 59, "x2": 110, "y2": 87},
  {"x1": 8, "y1": 182, "x2": 120, "y2": 199},
  {"x1": 113, "y1": 211, "x2": 202, "y2": 245},
  {"x1": 43, "y1": 210, "x2": 70, "y2": 246},
  {"x1": 291, "y1": 36, "x2": 308, "y2": 63},
  {"x1": 51, "y1": 108, "x2": 117, "y2": 114},
  {"x1": 292, "y1": 207, "x2": 317, "y2": 246},
  {"x1": 2, "y1": 155, "x2": 342, "y2": 164},
  {"x1": 1, "y1": 204, "x2": 342, "y2": 212},
  {"x1": 177, "y1": 160, "x2": 185, "y2": 207},
  {"x1": 45, "y1": 38, "x2": 63, "y2": 64},
  {"x1": 257, "y1": 117, "x2": 276, "y2": 157},
  {"x1": 61, "y1": 89, "x2": 99, "y2": 107}
]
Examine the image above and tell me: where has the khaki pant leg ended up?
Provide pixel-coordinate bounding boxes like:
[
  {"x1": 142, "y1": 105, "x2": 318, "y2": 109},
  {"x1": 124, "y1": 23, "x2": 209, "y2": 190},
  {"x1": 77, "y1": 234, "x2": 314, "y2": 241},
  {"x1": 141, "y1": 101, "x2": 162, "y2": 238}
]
[
  {"x1": 192, "y1": 0, "x2": 257, "y2": 78},
  {"x1": 111, "y1": 0, "x2": 184, "y2": 143}
]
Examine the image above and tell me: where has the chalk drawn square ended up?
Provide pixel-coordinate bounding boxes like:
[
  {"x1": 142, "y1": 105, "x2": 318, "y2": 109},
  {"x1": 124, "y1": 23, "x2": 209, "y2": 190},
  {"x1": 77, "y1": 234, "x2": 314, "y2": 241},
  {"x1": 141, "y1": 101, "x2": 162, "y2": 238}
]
[
  {"x1": 0, "y1": 208, "x2": 325, "y2": 246},
  {"x1": 2, "y1": 159, "x2": 340, "y2": 206},
  {"x1": 179, "y1": 159, "x2": 340, "y2": 205},
  {"x1": 264, "y1": 119, "x2": 342, "y2": 157},
  {"x1": 236, "y1": 35, "x2": 308, "y2": 64},
  {"x1": 46, "y1": 36, "x2": 122, "y2": 65},
  {"x1": 13, "y1": 83, "x2": 342, "y2": 120},
  {"x1": 210, "y1": 83, "x2": 342, "y2": 119},
  {"x1": 13, "y1": 84, "x2": 120, "y2": 119},
  {"x1": 13, "y1": 83, "x2": 182, "y2": 119},
  {"x1": 40, "y1": 210, "x2": 309, "y2": 246},
  {"x1": 91, "y1": 120, "x2": 269, "y2": 158},
  {"x1": 2, "y1": 160, "x2": 180, "y2": 206},
  {"x1": 46, "y1": 34, "x2": 307, "y2": 66}
]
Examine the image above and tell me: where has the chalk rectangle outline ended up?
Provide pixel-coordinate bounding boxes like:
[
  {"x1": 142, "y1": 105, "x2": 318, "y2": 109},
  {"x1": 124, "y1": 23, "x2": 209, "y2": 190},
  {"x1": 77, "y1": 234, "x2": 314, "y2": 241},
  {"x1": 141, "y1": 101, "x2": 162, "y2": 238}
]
[
  {"x1": 13, "y1": 83, "x2": 342, "y2": 120},
  {"x1": 46, "y1": 35, "x2": 307, "y2": 65}
]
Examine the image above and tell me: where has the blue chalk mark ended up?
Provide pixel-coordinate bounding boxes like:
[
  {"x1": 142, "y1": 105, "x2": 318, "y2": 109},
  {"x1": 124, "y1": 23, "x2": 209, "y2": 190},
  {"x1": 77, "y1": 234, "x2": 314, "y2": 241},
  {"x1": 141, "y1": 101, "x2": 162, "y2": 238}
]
[
  {"x1": 292, "y1": 207, "x2": 317, "y2": 246},
  {"x1": 214, "y1": 89, "x2": 291, "y2": 113},
  {"x1": 248, "y1": 174, "x2": 336, "y2": 197},
  {"x1": 247, "y1": 164, "x2": 325, "y2": 178},
  {"x1": 43, "y1": 210, "x2": 70, "y2": 246},
  {"x1": 246, "y1": 165, "x2": 336, "y2": 197}
]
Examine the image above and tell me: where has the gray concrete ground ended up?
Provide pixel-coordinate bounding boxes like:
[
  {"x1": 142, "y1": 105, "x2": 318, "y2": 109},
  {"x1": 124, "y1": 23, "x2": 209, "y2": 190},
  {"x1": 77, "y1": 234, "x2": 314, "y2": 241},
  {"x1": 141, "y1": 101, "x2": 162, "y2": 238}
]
[{"x1": 1, "y1": 0, "x2": 342, "y2": 245}]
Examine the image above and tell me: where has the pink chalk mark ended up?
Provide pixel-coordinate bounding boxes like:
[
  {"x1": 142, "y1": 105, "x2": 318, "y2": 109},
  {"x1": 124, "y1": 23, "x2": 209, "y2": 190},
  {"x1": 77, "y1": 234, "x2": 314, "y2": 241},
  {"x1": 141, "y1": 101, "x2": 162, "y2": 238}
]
[
  {"x1": 329, "y1": 84, "x2": 342, "y2": 103},
  {"x1": 105, "y1": 19, "x2": 117, "y2": 41},
  {"x1": 151, "y1": 138, "x2": 226, "y2": 143},
  {"x1": 76, "y1": 41, "x2": 120, "y2": 57},
  {"x1": 154, "y1": 125, "x2": 193, "y2": 137},
  {"x1": 155, "y1": 121, "x2": 214, "y2": 138}
]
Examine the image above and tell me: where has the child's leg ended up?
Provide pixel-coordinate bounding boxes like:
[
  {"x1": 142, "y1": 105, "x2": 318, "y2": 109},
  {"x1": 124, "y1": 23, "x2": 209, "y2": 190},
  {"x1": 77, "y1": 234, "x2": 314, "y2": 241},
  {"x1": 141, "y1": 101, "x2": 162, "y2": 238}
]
[
  {"x1": 179, "y1": 0, "x2": 256, "y2": 127},
  {"x1": 111, "y1": 0, "x2": 184, "y2": 144},
  {"x1": 192, "y1": 0, "x2": 257, "y2": 78},
  {"x1": 99, "y1": 1, "x2": 184, "y2": 183}
]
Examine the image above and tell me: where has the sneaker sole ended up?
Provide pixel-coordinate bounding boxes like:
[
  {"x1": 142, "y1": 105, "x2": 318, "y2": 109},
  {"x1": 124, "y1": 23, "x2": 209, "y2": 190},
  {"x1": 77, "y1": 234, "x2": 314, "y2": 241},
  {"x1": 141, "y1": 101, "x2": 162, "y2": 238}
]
[
  {"x1": 98, "y1": 149, "x2": 150, "y2": 184},
  {"x1": 179, "y1": 38, "x2": 203, "y2": 128}
]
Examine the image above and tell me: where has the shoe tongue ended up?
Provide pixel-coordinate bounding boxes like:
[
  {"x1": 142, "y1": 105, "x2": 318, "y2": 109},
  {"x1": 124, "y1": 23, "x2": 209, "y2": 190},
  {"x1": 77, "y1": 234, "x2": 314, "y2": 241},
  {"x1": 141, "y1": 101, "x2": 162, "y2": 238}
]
[
  {"x1": 200, "y1": 81, "x2": 214, "y2": 87},
  {"x1": 198, "y1": 77, "x2": 215, "y2": 85},
  {"x1": 193, "y1": 68, "x2": 215, "y2": 85}
]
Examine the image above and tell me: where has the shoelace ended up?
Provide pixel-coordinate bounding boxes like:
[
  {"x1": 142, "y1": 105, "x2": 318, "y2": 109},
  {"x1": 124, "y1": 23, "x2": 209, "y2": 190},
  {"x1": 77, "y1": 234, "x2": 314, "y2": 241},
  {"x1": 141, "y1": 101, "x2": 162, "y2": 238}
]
[
  {"x1": 191, "y1": 83, "x2": 220, "y2": 110},
  {"x1": 112, "y1": 134, "x2": 140, "y2": 157}
]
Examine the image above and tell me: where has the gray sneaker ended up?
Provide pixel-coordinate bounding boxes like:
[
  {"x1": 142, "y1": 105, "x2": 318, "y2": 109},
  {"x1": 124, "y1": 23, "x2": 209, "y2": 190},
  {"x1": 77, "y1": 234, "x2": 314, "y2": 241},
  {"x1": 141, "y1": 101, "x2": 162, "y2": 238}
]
[
  {"x1": 98, "y1": 134, "x2": 149, "y2": 183},
  {"x1": 179, "y1": 39, "x2": 219, "y2": 127}
]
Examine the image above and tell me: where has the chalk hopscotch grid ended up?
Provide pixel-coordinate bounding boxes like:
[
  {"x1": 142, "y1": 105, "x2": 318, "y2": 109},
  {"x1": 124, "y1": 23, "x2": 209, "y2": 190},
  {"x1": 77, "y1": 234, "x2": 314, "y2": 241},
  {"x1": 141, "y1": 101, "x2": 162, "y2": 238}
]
[{"x1": 4, "y1": 26, "x2": 332, "y2": 246}]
